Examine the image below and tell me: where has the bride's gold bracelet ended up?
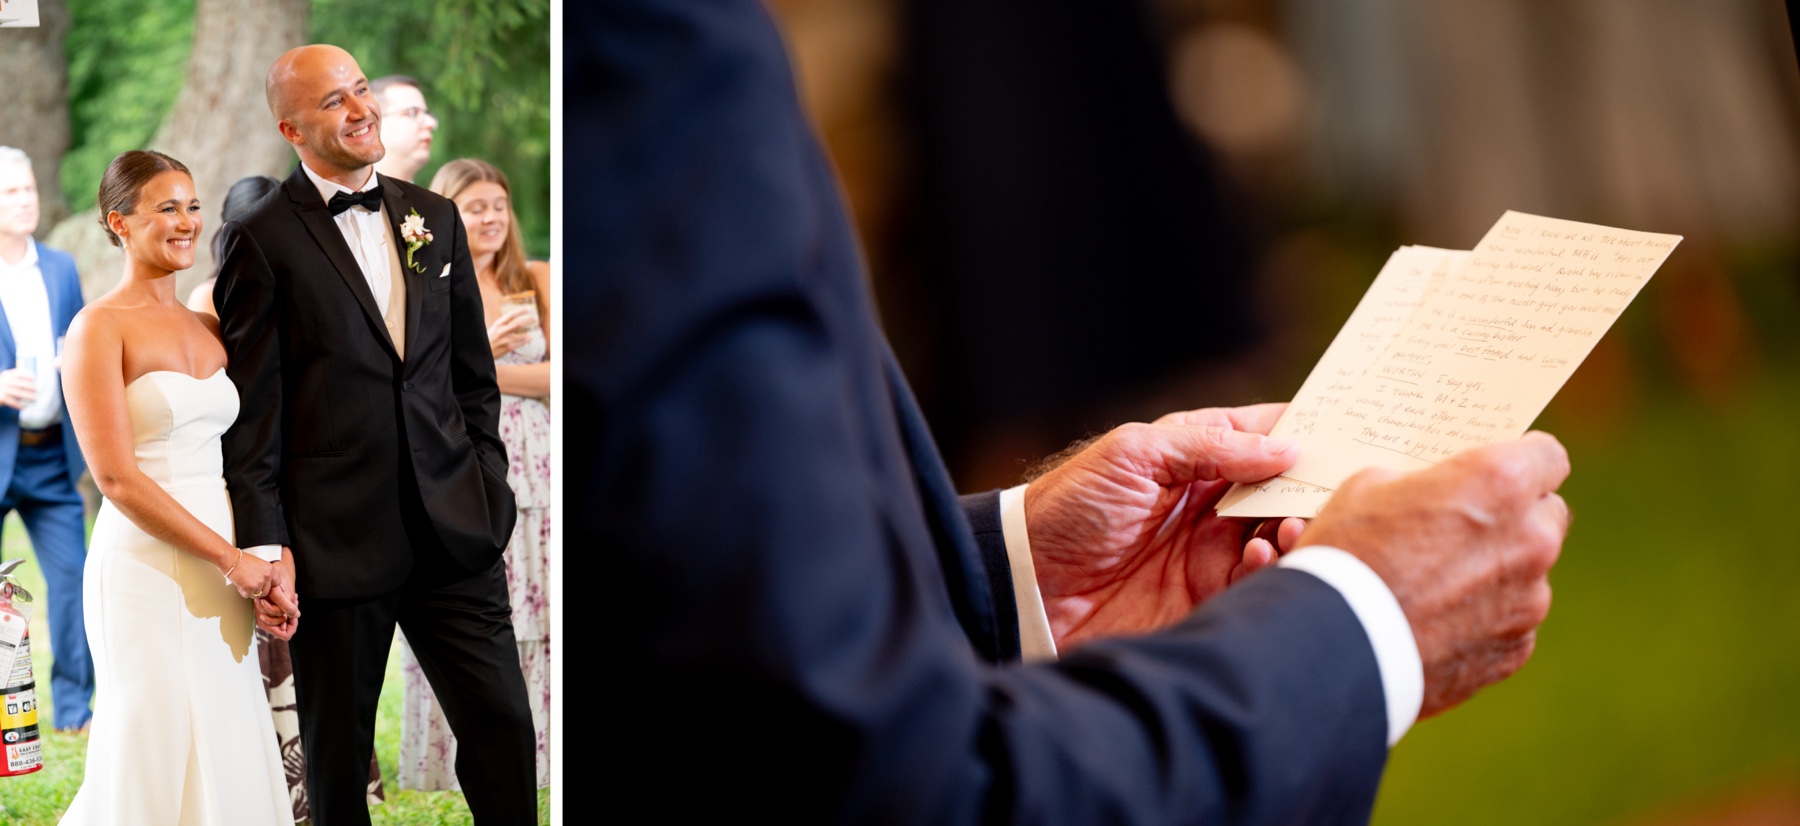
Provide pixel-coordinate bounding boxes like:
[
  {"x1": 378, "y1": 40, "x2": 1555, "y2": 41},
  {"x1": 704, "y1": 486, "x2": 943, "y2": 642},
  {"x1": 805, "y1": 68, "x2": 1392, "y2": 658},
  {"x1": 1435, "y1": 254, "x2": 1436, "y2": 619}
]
[{"x1": 221, "y1": 547, "x2": 245, "y2": 584}]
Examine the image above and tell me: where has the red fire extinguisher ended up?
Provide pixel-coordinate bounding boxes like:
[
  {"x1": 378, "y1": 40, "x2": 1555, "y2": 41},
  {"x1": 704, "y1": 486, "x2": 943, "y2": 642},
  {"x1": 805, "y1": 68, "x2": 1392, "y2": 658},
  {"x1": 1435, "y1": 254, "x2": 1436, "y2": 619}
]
[{"x1": 0, "y1": 558, "x2": 41, "y2": 777}]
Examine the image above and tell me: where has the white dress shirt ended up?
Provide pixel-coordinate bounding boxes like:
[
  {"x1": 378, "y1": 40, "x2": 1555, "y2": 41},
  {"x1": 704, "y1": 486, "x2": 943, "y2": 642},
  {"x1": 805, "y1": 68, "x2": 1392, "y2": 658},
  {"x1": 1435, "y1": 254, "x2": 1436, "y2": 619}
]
[
  {"x1": 999, "y1": 483, "x2": 1424, "y2": 747},
  {"x1": 0, "y1": 239, "x2": 62, "y2": 430},
  {"x1": 300, "y1": 163, "x2": 393, "y2": 318}
]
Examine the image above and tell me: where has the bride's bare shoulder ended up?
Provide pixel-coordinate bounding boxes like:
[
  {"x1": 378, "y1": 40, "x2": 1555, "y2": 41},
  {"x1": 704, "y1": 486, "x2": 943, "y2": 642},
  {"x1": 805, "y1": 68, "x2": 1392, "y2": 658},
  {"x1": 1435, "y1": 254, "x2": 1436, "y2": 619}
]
[
  {"x1": 64, "y1": 303, "x2": 125, "y2": 359},
  {"x1": 72, "y1": 300, "x2": 121, "y2": 323},
  {"x1": 68, "y1": 294, "x2": 159, "y2": 343},
  {"x1": 71, "y1": 299, "x2": 130, "y2": 331}
]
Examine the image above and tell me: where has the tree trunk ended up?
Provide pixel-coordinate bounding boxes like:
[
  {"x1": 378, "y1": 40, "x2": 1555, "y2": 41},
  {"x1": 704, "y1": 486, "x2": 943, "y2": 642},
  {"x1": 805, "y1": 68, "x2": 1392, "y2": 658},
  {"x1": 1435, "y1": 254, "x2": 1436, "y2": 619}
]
[
  {"x1": 0, "y1": 0, "x2": 72, "y2": 231},
  {"x1": 47, "y1": 0, "x2": 308, "y2": 302}
]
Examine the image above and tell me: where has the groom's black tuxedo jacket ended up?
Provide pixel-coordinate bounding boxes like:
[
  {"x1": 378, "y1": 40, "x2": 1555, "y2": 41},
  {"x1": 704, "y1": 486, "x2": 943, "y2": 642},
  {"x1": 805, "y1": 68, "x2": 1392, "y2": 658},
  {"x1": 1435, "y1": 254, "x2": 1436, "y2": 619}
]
[
  {"x1": 215, "y1": 167, "x2": 516, "y2": 599},
  {"x1": 581, "y1": 1, "x2": 1390, "y2": 821}
]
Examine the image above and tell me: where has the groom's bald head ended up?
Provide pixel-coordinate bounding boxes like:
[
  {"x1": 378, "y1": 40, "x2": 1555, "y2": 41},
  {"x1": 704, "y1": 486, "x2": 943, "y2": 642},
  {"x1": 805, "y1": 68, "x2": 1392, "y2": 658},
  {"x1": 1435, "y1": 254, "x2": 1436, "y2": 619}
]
[
  {"x1": 265, "y1": 45, "x2": 386, "y2": 179},
  {"x1": 266, "y1": 44, "x2": 358, "y2": 120}
]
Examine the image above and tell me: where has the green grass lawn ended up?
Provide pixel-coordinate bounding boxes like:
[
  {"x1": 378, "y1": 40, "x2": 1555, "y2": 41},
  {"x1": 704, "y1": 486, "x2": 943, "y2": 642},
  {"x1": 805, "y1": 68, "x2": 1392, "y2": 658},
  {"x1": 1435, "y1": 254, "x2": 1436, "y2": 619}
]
[{"x1": 0, "y1": 520, "x2": 550, "y2": 825}]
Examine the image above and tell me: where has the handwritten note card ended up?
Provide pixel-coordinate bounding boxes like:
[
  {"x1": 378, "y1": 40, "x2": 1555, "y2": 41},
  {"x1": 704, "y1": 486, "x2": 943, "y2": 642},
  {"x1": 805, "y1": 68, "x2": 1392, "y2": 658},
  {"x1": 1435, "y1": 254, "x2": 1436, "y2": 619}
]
[
  {"x1": 1219, "y1": 211, "x2": 1680, "y2": 517},
  {"x1": 1216, "y1": 246, "x2": 1464, "y2": 517}
]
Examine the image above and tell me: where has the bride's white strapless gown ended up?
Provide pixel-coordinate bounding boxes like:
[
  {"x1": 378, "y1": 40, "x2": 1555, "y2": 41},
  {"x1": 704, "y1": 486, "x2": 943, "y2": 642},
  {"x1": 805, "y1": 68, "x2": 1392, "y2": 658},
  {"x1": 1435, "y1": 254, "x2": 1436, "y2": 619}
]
[{"x1": 60, "y1": 369, "x2": 292, "y2": 826}]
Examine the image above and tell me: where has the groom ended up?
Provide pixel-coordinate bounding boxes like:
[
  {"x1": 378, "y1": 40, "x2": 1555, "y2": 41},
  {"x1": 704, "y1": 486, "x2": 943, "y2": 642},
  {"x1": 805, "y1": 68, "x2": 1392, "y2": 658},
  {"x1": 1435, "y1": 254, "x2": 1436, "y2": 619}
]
[{"x1": 214, "y1": 44, "x2": 536, "y2": 825}]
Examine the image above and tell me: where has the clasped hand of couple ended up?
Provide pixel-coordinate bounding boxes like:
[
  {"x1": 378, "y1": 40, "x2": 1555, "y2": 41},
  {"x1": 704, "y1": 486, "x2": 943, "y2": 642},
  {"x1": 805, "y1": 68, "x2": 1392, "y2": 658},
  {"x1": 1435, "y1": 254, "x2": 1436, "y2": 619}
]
[
  {"x1": 223, "y1": 548, "x2": 300, "y2": 641},
  {"x1": 1026, "y1": 402, "x2": 1571, "y2": 717}
]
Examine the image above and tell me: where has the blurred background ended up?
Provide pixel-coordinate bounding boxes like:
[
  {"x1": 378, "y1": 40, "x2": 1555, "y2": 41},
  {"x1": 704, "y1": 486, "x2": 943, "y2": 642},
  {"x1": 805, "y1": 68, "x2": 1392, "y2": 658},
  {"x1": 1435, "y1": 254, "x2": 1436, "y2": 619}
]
[
  {"x1": 0, "y1": 0, "x2": 549, "y2": 305},
  {"x1": 769, "y1": 0, "x2": 1800, "y2": 823}
]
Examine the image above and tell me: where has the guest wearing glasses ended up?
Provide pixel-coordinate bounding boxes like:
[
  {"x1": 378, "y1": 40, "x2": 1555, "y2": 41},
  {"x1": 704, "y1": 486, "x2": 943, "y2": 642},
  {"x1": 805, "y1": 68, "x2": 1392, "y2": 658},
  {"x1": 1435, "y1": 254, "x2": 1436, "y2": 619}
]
[{"x1": 372, "y1": 75, "x2": 437, "y2": 183}]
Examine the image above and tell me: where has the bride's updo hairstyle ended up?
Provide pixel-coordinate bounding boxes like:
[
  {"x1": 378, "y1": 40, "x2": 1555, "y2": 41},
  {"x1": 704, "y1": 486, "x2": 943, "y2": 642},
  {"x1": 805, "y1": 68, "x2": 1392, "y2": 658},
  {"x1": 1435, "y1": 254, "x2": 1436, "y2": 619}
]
[{"x1": 97, "y1": 150, "x2": 192, "y2": 247}]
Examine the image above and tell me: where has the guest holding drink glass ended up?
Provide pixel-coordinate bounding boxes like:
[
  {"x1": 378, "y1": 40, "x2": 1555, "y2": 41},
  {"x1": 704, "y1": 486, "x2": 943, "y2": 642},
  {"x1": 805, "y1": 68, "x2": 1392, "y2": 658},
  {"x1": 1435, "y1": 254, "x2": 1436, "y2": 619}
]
[{"x1": 396, "y1": 158, "x2": 551, "y2": 790}]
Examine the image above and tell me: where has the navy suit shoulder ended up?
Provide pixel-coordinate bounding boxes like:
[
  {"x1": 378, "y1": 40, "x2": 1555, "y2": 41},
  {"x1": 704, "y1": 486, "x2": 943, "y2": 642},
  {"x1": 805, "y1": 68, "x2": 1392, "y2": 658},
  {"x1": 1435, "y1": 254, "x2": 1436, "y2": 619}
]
[{"x1": 577, "y1": 1, "x2": 1389, "y2": 821}]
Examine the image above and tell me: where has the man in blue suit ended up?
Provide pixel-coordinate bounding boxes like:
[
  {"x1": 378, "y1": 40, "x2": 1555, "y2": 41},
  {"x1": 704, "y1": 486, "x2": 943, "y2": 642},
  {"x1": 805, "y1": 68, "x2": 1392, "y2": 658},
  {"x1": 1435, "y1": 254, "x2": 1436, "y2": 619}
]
[
  {"x1": 0, "y1": 147, "x2": 92, "y2": 733},
  {"x1": 576, "y1": 3, "x2": 1573, "y2": 821}
]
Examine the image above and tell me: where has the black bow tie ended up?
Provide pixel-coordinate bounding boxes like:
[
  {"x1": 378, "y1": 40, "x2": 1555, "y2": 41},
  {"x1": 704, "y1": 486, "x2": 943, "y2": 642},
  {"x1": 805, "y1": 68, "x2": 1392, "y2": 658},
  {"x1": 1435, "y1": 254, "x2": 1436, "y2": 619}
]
[{"x1": 327, "y1": 186, "x2": 384, "y2": 216}]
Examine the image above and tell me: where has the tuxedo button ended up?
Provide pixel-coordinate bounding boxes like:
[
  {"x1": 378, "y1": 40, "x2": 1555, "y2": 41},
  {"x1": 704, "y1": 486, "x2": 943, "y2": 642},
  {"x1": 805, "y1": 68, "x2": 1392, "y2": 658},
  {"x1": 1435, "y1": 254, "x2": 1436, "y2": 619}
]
[{"x1": 404, "y1": 381, "x2": 414, "y2": 390}]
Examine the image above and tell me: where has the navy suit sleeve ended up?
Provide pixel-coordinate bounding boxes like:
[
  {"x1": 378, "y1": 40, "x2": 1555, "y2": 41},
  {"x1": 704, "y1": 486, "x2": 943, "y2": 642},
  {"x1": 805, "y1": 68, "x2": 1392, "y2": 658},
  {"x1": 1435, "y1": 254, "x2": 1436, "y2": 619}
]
[
  {"x1": 577, "y1": 3, "x2": 1389, "y2": 822},
  {"x1": 961, "y1": 489, "x2": 1019, "y2": 634}
]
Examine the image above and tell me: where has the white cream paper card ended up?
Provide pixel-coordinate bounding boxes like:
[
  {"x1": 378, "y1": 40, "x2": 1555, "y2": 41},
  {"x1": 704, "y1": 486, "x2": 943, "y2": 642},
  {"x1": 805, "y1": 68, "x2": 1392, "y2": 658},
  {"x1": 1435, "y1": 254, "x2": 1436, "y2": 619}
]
[{"x1": 1219, "y1": 211, "x2": 1680, "y2": 517}]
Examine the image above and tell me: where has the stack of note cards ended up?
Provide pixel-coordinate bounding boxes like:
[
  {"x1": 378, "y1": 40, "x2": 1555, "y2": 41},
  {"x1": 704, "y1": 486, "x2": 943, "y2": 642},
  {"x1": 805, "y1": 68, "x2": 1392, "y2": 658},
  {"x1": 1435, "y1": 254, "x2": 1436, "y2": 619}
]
[{"x1": 1216, "y1": 210, "x2": 1681, "y2": 518}]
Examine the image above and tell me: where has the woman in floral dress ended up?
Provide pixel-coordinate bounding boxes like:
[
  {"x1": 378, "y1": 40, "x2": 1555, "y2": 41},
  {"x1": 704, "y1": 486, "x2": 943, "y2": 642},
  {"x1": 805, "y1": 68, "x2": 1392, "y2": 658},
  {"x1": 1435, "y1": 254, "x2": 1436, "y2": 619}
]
[{"x1": 397, "y1": 158, "x2": 552, "y2": 790}]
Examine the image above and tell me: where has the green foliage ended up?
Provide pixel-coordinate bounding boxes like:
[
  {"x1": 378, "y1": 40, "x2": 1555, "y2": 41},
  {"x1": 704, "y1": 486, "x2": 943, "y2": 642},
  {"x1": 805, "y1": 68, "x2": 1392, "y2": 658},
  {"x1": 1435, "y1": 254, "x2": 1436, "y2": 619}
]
[
  {"x1": 59, "y1": 0, "x2": 197, "y2": 215},
  {"x1": 57, "y1": 0, "x2": 551, "y2": 259},
  {"x1": 311, "y1": 0, "x2": 552, "y2": 257}
]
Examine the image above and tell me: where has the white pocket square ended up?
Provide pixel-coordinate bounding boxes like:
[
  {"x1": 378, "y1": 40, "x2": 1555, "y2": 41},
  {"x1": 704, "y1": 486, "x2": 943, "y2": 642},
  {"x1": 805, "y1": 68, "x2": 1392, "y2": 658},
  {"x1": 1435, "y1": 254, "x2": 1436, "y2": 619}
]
[{"x1": 438, "y1": 264, "x2": 451, "y2": 278}]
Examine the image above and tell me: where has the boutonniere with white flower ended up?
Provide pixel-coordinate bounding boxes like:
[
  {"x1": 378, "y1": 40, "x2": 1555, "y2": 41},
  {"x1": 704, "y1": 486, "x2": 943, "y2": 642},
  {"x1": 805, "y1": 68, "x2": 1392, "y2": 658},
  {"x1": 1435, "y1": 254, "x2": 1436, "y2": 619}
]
[{"x1": 400, "y1": 208, "x2": 433, "y2": 273}]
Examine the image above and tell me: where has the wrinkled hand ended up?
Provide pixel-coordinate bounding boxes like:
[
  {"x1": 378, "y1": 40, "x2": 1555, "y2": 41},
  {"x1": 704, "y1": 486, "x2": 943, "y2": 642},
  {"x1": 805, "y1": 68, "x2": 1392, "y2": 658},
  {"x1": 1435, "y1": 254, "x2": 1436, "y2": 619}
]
[
  {"x1": 0, "y1": 369, "x2": 36, "y2": 410},
  {"x1": 487, "y1": 305, "x2": 535, "y2": 357},
  {"x1": 1023, "y1": 404, "x2": 1306, "y2": 649},
  {"x1": 1296, "y1": 431, "x2": 1572, "y2": 718}
]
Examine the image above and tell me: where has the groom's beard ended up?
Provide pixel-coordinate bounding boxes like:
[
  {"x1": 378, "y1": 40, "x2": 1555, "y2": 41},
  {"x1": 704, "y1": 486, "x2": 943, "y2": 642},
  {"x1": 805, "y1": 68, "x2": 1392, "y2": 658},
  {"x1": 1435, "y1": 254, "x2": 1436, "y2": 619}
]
[{"x1": 315, "y1": 119, "x2": 387, "y2": 175}]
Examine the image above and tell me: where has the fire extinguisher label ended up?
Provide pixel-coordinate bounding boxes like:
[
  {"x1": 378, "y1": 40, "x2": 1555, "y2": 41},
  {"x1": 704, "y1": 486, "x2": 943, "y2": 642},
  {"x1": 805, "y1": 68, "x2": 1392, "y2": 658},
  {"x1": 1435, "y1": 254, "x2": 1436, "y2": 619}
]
[
  {"x1": 0, "y1": 572, "x2": 39, "y2": 776},
  {"x1": 6, "y1": 735, "x2": 40, "y2": 772},
  {"x1": 0, "y1": 687, "x2": 34, "y2": 727},
  {"x1": 0, "y1": 610, "x2": 21, "y2": 685},
  {"x1": 2, "y1": 633, "x2": 28, "y2": 689},
  {"x1": 0, "y1": 609, "x2": 21, "y2": 648}
]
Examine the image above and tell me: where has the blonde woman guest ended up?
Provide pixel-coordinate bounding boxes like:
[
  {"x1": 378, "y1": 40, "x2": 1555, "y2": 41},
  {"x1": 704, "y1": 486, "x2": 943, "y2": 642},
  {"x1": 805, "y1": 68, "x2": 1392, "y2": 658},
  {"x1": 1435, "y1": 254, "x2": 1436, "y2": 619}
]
[{"x1": 396, "y1": 157, "x2": 551, "y2": 790}]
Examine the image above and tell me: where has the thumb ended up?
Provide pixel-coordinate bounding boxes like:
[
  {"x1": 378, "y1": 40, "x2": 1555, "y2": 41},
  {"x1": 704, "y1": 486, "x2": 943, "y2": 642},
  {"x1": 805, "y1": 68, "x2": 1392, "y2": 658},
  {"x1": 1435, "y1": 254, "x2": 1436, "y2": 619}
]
[{"x1": 1132, "y1": 423, "x2": 1300, "y2": 485}]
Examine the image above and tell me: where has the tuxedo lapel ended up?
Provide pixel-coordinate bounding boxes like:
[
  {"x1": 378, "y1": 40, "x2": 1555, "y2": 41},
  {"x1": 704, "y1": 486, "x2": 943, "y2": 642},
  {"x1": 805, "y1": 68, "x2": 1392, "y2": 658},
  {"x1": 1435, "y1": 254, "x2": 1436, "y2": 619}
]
[
  {"x1": 284, "y1": 170, "x2": 395, "y2": 359},
  {"x1": 379, "y1": 177, "x2": 427, "y2": 365}
]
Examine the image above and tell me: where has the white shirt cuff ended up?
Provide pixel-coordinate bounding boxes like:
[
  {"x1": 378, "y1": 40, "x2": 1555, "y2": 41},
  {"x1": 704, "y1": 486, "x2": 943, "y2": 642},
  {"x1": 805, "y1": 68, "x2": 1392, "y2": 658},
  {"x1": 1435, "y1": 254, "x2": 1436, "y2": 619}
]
[
  {"x1": 244, "y1": 544, "x2": 284, "y2": 563},
  {"x1": 999, "y1": 484, "x2": 1058, "y2": 662},
  {"x1": 1278, "y1": 546, "x2": 1423, "y2": 746}
]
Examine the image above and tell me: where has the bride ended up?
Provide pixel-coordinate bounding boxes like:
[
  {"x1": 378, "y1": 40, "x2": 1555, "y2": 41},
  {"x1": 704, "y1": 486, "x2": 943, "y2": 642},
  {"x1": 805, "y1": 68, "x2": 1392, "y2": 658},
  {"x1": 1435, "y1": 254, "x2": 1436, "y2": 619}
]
[{"x1": 58, "y1": 150, "x2": 297, "y2": 825}]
